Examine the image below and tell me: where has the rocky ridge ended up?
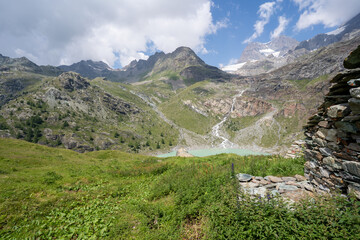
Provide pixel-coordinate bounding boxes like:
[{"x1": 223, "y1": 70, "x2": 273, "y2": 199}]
[
  {"x1": 60, "y1": 47, "x2": 230, "y2": 84},
  {"x1": 303, "y1": 46, "x2": 360, "y2": 199}
]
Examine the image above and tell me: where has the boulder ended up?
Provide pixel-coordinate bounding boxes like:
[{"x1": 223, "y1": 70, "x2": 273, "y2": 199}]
[
  {"x1": 294, "y1": 174, "x2": 307, "y2": 181},
  {"x1": 176, "y1": 148, "x2": 194, "y2": 157},
  {"x1": 327, "y1": 104, "x2": 350, "y2": 118},
  {"x1": 342, "y1": 161, "x2": 360, "y2": 178},
  {"x1": 343, "y1": 45, "x2": 360, "y2": 69},
  {"x1": 267, "y1": 176, "x2": 284, "y2": 183},
  {"x1": 349, "y1": 98, "x2": 360, "y2": 114},
  {"x1": 236, "y1": 173, "x2": 253, "y2": 182},
  {"x1": 350, "y1": 87, "x2": 360, "y2": 99}
]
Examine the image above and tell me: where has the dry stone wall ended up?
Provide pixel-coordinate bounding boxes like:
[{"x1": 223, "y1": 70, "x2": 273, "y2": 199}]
[{"x1": 304, "y1": 46, "x2": 360, "y2": 199}]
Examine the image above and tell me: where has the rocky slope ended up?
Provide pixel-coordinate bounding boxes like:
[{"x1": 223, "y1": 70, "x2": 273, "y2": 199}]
[
  {"x1": 59, "y1": 60, "x2": 111, "y2": 79},
  {"x1": 0, "y1": 72, "x2": 178, "y2": 153},
  {"x1": 0, "y1": 54, "x2": 63, "y2": 106},
  {"x1": 222, "y1": 36, "x2": 300, "y2": 75},
  {"x1": 266, "y1": 36, "x2": 360, "y2": 80},
  {"x1": 222, "y1": 13, "x2": 360, "y2": 76},
  {"x1": 296, "y1": 13, "x2": 360, "y2": 51}
]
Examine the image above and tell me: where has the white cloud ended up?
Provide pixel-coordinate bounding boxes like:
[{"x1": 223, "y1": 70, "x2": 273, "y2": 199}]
[
  {"x1": 270, "y1": 16, "x2": 289, "y2": 39},
  {"x1": 0, "y1": 0, "x2": 226, "y2": 67},
  {"x1": 292, "y1": 0, "x2": 360, "y2": 30},
  {"x1": 244, "y1": 1, "x2": 277, "y2": 43}
]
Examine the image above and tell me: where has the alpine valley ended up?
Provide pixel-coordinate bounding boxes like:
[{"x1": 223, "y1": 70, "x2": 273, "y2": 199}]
[{"x1": 1, "y1": 13, "x2": 360, "y2": 156}]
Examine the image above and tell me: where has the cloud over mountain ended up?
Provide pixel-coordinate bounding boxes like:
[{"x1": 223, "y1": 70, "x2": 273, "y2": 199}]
[
  {"x1": 0, "y1": 0, "x2": 225, "y2": 67},
  {"x1": 292, "y1": 0, "x2": 360, "y2": 30}
]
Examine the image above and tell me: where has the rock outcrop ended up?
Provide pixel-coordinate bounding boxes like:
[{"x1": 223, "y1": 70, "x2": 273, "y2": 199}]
[
  {"x1": 176, "y1": 148, "x2": 194, "y2": 157},
  {"x1": 304, "y1": 47, "x2": 360, "y2": 199}
]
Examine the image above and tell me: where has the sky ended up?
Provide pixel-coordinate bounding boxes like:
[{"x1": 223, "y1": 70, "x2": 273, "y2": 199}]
[{"x1": 0, "y1": 0, "x2": 360, "y2": 69}]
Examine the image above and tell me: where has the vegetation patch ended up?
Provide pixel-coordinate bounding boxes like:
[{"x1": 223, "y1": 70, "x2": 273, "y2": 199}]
[{"x1": 1, "y1": 138, "x2": 358, "y2": 239}]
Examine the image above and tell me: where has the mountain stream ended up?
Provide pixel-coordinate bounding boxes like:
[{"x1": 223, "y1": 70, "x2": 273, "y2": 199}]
[{"x1": 211, "y1": 90, "x2": 244, "y2": 148}]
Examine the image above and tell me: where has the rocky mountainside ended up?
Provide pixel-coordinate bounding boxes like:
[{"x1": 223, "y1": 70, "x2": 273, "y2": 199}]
[
  {"x1": 266, "y1": 36, "x2": 360, "y2": 80},
  {"x1": 222, "y1": 13, "x2": 360, "y2": 76},
  {"x1": 239, "y1": 36, "x2": 299, "y2": 62},
  {"x1": 296, "y1": 13, "x2": 360, "y2": 51},
  {"x1": 0, "y1": 54, "x2": 63, "y2": 107},
  {"x1": 58, "y1": 60, "x2": 111, "y2": 79},
  {"x1": 0, "y1": 54, "x2": 62, "y2": 76},
  {"x1": 0, "y1": 72, "x2": 179, "y2": 153},
  {"x1": 60, "y1": 47, "x2": 230, "y2": 83},
  {"x1": 222, "y1": 36, "x2": 299, "y2": 75},
  {"x1": 1, "y1": 33, "x2": 360, "y2": 155}
]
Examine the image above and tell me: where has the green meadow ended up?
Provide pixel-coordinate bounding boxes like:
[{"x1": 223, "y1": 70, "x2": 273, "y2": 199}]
[{"x1": 0, "y1": 138, "x2": 359, "y2": 239}]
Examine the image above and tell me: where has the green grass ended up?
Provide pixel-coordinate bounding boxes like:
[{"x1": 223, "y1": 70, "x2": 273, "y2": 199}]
[
  {"x1": 287, "y1": 75, "x2": 329, "y2": 91},
  {"x1": 159, "y1": 81, "x2": 217, "y2": 135},
  {"x1": 0, "y1": 138, "x2": 359, "y2": 239}
]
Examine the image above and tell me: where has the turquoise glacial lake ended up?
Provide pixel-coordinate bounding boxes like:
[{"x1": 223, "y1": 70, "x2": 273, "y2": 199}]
[{"x1": 157, "y1": 148, "x2": 270, "y2": 158}]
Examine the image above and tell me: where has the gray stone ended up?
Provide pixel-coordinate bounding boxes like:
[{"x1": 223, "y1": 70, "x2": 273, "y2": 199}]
[
  {"x1": 282, "y1": 177, "x2": 297, "y2": 182},
  {"x1": 304, "y1": 161, "x2": 318, "y2": 170},
  {"x1": 319, "y1": 148, "x2": 333, "y2": 157},
  {"x1": 316, "y1": 130, "x2": 326, "y2": 139},
  {"x1": 327, "y1": 142, "x2": 340, "y2": 151},
  {"x1": 236, "y1": 173, "x2": 253, "y2": 182},
  {"x1": 240, "y1": 182, "x2": 260, "y2": 188},
  {"x1": 348, "y1": 182, "x2": 360, "y2": 199},
  {"x1": 318, "y1": 121, "x2": 329, "y2": 128},
  {"x1": 327, "y1": 104, "x2": 350, "y2": 118},
  {"x1": 255, "y1": 176, "x2": 264, "y2": 181},
  {"x1": 335, "y1": 121, "x2": 358, "y2": 133},
  {"x1": 342, "y1": 161, "x2": 360, "y2": 177},
  {"x1": 253, "y1": 187, "x2": 267, "y2": 197},
  {"x1": 319, "y1": 167, "x2": 330, "y2": 178},
  {"x1": 313, "y1": 137, "x2": 326, "y2": 147},
  {"x1": 278, "y1": 184, "x2": 299, "y2": 192},
  {"x1": 347, "y1": 143, "x2": 360, "y2": 152},
  {"x1": 349, "y1": 98, "x2": 360, "y2": 114},
  {"x1": 322, "y1": 156, "x2": 333, "y2": 165},
  {"x1": 294, "y1": 174, "x2": 307, "y2": 181},
  {"x1": 267, "y1": 176, "x2": 284, "y2": 183},
  {"x1": 350, "y1": 87, "x2": 360, "y2": 99},
  {"x1": 325, "y1": 129, "x2": 338, "y2": 142}
]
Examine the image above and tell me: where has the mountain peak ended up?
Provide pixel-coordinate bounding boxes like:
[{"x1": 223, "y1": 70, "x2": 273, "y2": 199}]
[{"x1": 239, "y1": 36, "x2": 298, "y2": 62}]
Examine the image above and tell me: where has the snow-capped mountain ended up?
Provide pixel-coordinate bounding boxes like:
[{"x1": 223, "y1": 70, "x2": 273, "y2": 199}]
[
  {"x1": 239, "y1": 36, "x2": 299, "y2": 63},
  {"x1": 222, "y1": 36, "x2": 298, "y2": 74},
  {"x1": 295, "y1": 12, "x2": 360, "y2": 51}
]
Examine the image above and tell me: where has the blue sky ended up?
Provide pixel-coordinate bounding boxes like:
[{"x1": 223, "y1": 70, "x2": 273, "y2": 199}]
[
  {"x1": 0, "y1": 0, "x2": 359, "y2": 68},
  {"x1": 200, "y1": 0, "x2": 360, "y2": 67}
]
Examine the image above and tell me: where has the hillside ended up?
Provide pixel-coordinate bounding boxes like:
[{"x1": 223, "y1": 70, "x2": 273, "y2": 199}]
[
  {"x1": 0, "y1": 72, "x2": 179, "y2": 153},
  {"x1": 1, "y1": 138, "x2": 358, "y2": 239}
]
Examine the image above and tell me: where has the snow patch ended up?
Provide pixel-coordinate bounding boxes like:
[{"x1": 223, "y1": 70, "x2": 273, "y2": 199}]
[
  {"x1": 221, "y1": 62, "x2": 246, "y2": 72},
  {"x1": 327, "y1": 26, "x2": 346, "y2": 35}
]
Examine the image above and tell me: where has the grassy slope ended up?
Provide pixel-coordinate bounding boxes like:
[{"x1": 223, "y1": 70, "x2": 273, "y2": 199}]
[
  {"x1": 1, "y1": 138, "x2": 359, "y2": 239},
  {"x1": 91, "y1": 78, "x2": 179, "y2": 151},
  {"x1": 159, "y1": 81, "x2": 217, "y2": 135}
]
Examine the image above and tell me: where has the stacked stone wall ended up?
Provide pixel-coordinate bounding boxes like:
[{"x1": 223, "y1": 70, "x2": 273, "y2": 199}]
[{"x1": 304, "y1": 46, "x2": 360, "y2": 199}]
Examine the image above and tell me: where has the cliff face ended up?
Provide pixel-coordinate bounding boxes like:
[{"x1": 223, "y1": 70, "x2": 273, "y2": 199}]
[{"x1": 304, "y1": 46, "x2": 360, "y2": 199}]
